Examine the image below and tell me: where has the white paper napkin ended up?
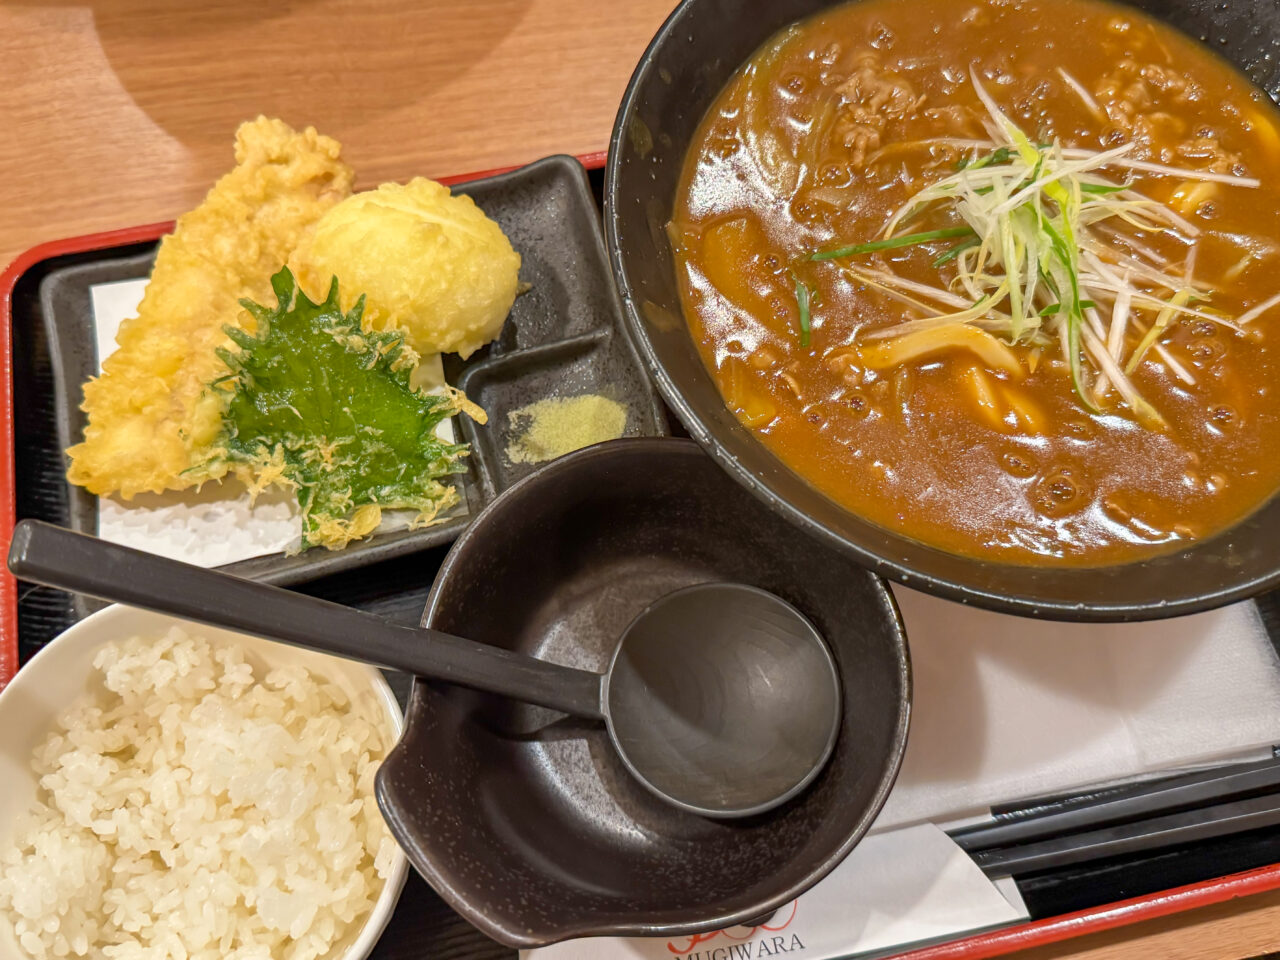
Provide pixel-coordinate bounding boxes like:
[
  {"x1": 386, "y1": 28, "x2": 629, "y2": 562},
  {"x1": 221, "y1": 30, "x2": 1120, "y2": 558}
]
[
  {"x1": 523, "y1": 825, "x2": 1027, "y2": 960},
  {"x1": 88, "y1": 278, "x2": 460, "y2": 566},
  {"x1": 876, "y1": 586, "x2": 1280, "y2": 830}
]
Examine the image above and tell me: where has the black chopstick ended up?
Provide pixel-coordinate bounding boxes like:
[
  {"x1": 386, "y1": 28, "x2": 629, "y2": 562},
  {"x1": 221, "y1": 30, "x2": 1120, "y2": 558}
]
[
  {"x1": 952, "y1": 754, "x2": 1280, "y2": 853},
  {"x1": 969, "y1": 791, "x2": 1280, "y2": 876}
]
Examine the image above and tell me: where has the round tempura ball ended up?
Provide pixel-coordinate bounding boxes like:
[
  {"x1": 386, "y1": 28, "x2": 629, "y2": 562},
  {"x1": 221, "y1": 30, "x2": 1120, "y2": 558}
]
[{"x1": 290, "y1": 177, "x2": 521, "y2": 359}]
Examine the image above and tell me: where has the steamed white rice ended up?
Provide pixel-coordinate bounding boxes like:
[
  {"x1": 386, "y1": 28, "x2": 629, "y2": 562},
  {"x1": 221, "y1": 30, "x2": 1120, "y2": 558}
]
[{"x1": 0, "y1": 627, "x2": 398, "y2": 960}]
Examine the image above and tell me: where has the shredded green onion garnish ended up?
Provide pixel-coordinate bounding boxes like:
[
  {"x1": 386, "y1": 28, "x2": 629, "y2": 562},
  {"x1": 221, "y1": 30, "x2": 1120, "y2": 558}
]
[
  {"x1": 955, "y1": 146, "x2": 1014, "y2": 171},
  {"x1": 1039, "y1": 301, "x2": 1097, "y2": 316},
  {"x1": 822, "y1": 70, "x2": 1272, "y2": 428},
  {"x1": 810, "y1": 226, "x2": 975, "y2": 261},
  {"x1": 1079, "y1": 182, "x2": 1130, "y2": 195},
  {"x1": 794, "y1": 275, "x2": 813, "y2": 348},
  {"x1": 933, "y1": 237, "x2": 982, "y2": 268}
]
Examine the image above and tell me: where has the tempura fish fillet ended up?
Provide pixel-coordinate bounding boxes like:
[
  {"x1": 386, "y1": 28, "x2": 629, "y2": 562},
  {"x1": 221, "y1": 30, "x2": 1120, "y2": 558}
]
[{"x1": 66, "y1": 117, "x2": 354, "y2": 497}]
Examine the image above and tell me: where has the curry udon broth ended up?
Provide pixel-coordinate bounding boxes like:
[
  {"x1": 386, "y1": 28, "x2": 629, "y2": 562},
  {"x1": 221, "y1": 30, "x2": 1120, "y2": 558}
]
[{"x1": 671, "y1": 0, "x2": 1280, "y2": 565}]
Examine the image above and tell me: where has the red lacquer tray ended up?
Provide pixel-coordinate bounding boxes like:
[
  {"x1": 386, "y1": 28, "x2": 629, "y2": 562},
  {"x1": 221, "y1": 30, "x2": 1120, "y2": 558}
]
[{"x1": 5, "y1": 147, "x2": 1280, "y2": 960}]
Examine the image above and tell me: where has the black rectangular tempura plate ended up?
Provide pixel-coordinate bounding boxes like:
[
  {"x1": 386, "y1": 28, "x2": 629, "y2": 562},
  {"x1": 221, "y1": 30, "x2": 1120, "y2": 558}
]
[{"x1": 32, "y1": 154, "x2": 667, "y2": 618}]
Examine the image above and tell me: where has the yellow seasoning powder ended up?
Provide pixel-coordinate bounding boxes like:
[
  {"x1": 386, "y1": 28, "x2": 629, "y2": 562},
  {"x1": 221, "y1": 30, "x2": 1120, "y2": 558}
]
[{"x1": 506, "y1": 394, "x2": 629, "y2": 464}]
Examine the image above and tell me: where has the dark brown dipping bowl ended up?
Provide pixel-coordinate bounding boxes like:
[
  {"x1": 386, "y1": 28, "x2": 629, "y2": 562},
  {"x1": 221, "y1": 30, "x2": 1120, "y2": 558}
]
[
  {"x1": 604, "y1": 0, "x2": 1280, "y2": 622},
  {"x1": 375, "y1": 438, "x2": 910, "y2": 948}
]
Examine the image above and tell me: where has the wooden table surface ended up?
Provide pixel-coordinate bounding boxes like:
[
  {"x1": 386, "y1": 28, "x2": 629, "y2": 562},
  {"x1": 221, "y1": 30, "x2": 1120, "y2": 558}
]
[{"x1": 3, "y1": 2, "x2": 1280, "y2": 958}]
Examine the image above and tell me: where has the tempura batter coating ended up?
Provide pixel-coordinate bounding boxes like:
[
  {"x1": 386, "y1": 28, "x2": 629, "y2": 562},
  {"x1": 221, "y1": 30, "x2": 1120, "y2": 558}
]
[
  {"x1": 66, "y1": 117, "x2": 354, "y2": 497},
  {"x1": 289, "y1": 178, "x2": 520, "y2": 360}
]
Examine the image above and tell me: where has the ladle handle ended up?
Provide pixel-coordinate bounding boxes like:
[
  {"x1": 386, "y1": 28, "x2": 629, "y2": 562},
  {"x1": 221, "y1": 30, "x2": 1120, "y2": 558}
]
[{"x1": 8, "y1": 520, "x2": 605, "y2": 720}]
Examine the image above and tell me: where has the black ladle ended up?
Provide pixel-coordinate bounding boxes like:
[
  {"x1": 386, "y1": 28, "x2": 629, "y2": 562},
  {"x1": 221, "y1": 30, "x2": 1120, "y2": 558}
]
[{"x1": 8, "y1": 519, "x2": 841, "y2": 818}]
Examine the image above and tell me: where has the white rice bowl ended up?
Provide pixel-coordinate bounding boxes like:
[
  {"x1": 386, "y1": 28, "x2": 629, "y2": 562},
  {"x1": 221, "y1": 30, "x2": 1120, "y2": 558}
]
[{"x1": 0, "y1": 605, "x2": 408, "y2": 960}]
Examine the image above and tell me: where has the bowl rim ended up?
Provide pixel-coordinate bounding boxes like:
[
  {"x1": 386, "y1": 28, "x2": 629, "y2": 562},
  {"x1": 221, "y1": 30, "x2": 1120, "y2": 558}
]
[
  {"x1": 0, "y1": 603, "x2": 409, "y2": 960},
  {"x1": 601, "y1": 0, "x2": 1280, "y2": 624},
  {"x1": 376, "y1": 436, "x2": 911, "y2": 948}
]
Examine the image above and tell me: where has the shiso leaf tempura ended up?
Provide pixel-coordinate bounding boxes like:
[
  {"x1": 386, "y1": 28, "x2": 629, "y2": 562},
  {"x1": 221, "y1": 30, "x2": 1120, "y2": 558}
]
[
  {"x1": 214, "y1": 267, "x2": 476, "y2": 551},
  {"x1": 800, "y1": 71, "x2": 1273, "y2": 428}
]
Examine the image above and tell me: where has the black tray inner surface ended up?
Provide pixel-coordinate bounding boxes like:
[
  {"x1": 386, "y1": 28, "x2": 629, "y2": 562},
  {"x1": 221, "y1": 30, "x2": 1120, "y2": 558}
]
[{"x1": 11, "y1": 166, "x2": 1280, "y2": 958}]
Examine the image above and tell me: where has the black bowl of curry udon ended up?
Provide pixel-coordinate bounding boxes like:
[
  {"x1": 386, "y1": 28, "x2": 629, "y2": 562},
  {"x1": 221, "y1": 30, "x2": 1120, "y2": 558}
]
[{"x1": 605, "y1": 0, "x2": 1280, "y2": 620}]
